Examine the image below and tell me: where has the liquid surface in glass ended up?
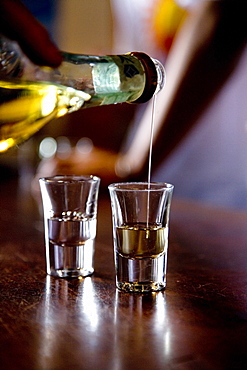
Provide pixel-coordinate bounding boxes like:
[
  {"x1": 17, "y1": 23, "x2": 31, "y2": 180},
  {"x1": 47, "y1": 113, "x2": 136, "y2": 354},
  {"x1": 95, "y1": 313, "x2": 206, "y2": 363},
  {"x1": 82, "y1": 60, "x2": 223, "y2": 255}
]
[{"x1": 116, "y1": 223, "x2": 168, "y2": 259}]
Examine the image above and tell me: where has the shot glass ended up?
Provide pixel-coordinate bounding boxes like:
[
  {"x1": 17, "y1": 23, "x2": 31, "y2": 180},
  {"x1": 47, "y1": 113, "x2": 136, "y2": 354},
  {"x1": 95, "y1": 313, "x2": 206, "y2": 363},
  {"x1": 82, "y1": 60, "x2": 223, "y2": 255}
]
[
  {"x1": 39, "y1": 175, "x2": 100, "y2": 278},
  {"x1": 108, "y1": 182, "x2": 174, "y2": 292}
]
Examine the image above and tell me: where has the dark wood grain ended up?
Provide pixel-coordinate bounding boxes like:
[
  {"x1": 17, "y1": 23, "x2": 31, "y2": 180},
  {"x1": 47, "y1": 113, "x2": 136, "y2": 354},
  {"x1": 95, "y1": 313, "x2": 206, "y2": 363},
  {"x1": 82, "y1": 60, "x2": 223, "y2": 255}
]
[{"x1": 1, "y1": 177, "x2": 247, "y2": 369}]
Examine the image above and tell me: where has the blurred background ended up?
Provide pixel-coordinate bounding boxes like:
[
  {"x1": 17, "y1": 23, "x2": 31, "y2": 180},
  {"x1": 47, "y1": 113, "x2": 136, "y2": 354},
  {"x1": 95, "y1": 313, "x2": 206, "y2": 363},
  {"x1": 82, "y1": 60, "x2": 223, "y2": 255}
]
[{"x1": 1, "y1": 0, "x2": 247, "y2": 209}]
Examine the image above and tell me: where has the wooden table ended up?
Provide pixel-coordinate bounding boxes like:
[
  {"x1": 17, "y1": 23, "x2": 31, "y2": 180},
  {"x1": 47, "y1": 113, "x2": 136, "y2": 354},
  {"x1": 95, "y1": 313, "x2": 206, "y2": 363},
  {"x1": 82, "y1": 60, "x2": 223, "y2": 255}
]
[{"x1": 1, "y1": 176, "x2": 247, "y2": 369}]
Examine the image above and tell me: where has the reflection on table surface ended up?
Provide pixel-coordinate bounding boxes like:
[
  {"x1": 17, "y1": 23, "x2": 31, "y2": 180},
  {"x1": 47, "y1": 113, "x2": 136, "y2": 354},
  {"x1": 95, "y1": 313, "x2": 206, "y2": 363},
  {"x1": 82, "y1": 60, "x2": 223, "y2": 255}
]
[{"x1": 0, "y1": 177, "x2": 247, "y2": 369}]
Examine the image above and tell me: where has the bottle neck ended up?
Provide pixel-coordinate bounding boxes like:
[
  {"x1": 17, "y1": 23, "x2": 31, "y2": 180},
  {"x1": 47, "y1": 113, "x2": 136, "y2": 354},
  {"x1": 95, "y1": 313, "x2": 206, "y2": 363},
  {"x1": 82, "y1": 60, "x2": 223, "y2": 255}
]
[{"x1": 129, "y1": 52, "x2": 165, "y2": 103}]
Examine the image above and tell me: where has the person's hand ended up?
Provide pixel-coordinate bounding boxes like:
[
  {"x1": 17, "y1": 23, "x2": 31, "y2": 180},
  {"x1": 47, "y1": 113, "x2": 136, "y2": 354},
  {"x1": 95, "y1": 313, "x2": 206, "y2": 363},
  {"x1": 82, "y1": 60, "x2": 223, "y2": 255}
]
[{"x1": 0, "y1": 0, "x2": 62, "y2": 67}]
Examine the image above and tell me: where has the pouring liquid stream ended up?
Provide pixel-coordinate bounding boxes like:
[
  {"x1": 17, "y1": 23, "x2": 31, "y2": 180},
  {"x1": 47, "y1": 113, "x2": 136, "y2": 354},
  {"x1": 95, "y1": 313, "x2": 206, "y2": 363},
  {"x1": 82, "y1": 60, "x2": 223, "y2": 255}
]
[{"x1": 146, "y1": 95, "x2": 156, "y2": 229}]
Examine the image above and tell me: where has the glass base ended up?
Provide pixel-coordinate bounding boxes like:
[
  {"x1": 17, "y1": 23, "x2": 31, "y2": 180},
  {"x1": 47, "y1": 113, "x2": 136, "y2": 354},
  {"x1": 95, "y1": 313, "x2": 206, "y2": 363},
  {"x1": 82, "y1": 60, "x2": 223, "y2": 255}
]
[
  {"x1": 116, "y1": 281, "x2": 166, "y2": 293},
  {"x1": 48, "y1": 268, "x2": 94, "y2": 279},
  {"x1": 116, "y1": 252, "x2": 167, "y2": 292},
  {"x1": 47, "y1": 240, "x2": 95, "y2": 279}
]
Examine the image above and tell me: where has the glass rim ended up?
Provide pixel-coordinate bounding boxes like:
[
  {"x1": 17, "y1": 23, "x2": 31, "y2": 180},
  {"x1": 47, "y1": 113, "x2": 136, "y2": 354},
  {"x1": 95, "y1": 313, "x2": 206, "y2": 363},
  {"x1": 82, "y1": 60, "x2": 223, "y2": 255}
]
[
  {"x1": 39, "y1": 175, "x2": 100, "y2": 184},
  {"x1": 108, "y1": 181, "x2": 174, "y2": 191}
]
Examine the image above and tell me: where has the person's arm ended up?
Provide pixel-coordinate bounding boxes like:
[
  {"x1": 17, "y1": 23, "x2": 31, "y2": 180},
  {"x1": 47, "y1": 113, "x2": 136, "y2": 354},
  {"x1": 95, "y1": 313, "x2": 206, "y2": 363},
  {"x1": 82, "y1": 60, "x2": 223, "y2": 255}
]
[
  {"x1": 116, "y1": 0, "x2": 247, "y2": 179},
  {"x1": 0, "y1": 0, "x2": 62, "y2": 67}
]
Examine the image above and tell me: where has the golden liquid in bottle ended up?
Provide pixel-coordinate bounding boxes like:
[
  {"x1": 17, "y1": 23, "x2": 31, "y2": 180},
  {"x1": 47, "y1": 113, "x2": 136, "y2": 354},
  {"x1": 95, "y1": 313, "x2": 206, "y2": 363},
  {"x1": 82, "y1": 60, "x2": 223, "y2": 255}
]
[
  {"x1": 0, "y1": 80, "x2": 90, "y2": 152},
  {"x1": 0, "y1": 72, "x2": 144, "y2": 153}
]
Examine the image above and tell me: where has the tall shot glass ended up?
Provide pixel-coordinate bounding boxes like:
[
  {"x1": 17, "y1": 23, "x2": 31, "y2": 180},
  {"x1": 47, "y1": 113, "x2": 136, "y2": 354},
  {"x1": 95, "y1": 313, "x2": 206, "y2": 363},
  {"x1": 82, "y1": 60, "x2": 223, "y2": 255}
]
[
  {"x1": 39, "y1": 175, "x2": 100, "y2": 278},
  {"x1": 109, "y1": 182, "x2": 174, "y2": 292}
]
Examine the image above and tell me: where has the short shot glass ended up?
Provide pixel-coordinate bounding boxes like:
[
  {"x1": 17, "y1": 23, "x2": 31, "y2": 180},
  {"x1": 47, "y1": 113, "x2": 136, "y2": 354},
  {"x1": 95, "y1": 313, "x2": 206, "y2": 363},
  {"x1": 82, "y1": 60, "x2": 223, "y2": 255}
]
[
  {"x1": 108, "y1": 182, "x2": 174, "y2": 292},
  {"x1": 39, "y1": 175, "x2": 100, "y2": 278}
]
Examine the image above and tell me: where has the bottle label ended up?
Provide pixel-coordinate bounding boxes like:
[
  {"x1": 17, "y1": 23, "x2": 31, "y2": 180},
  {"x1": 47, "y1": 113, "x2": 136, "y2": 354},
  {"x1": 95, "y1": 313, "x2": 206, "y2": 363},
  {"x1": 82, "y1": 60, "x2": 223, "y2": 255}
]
[{"x1": 92, "y1": 62, "x2": 120, "y2": 95}]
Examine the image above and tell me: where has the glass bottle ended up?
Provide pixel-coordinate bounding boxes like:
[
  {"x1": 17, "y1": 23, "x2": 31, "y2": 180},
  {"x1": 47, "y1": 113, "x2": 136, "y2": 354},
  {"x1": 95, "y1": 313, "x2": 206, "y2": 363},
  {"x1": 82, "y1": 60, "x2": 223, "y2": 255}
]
[{"x1": 0, "y1": 36, "x2": 165, "y2": 152}]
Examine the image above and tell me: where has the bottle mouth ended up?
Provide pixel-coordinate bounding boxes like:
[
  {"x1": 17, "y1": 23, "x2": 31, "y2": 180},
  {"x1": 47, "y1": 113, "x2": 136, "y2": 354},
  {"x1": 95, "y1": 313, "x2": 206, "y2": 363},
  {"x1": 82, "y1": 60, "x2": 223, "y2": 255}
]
[{"x1": 151, "y1": 58, "x2": 166, "y2": 95}]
